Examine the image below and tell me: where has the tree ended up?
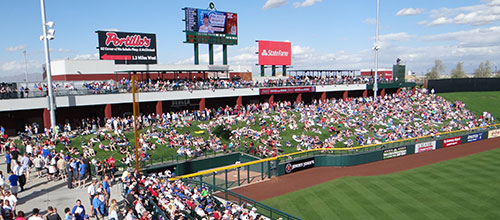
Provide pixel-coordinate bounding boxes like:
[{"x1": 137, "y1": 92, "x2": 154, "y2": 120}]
[
  {"x1": 425, "y1": 59, "x2": 445, "y2": 80},
  {"x1": 450, "y1": 62, "x2": 467, "y2": 78},
  {"x1": 473, "y1": 60, "x2": 492, "y2": 78}
]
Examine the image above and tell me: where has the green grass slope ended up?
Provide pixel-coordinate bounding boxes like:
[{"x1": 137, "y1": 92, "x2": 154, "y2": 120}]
[
  {"x1": 263, "y1": 148, "x2": 500, "y2": 220},
  {"x1": 439, "y1": 91, "x2": 500, "y2": 122}
]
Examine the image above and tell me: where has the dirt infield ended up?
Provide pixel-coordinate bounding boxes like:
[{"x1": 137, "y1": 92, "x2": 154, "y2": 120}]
[{"x1": 232, "y1": 138, "x2": 500, "y2": 201}]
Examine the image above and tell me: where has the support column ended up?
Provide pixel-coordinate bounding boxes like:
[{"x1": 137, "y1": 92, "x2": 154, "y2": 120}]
[
  {"x1": 296, "y1": 93, "x2": 302, "y2": 103},
  {"x1": 222, "y1": 45, "x2": 228, "y2": 65},
  {"x1": 363, "y1": 90, "x2": 368, "y2": 98},
  {"x1": 282, "y1": 65, "x2": 287, "y2": 76},
  {"x1": 268, "y1": 95, "x2": 274, "y2": 104},
  {"x1": 260, "y1": 65, "x2": 265, "y2": 77},
  {"x1": 208, "y1": 44, "x2": 214, "y2": 65},
  {"x1": 271, "y1": 65, "x2": 276, "y2": 76},
  {"x1": 343, "y1": 90, "x2": 348, "y2": 100},
  {"x1": 194, "y1": 43, "x2": 199, "y2": 65},
  {"x1": 104, "y1": 104, "x2": 112, "y2": 119},
  {"x1": 43, "y1": 108, "x2": 50, "y2": 129},
  {"x1": 236, "y1": 96, "x2": 242, "y2": 106},
  {"x1": 199, "y1": 98, "x2": 206, "y2": 111},
  {"x1": 380, "y1": 88, "x2": 386, "y2": 97},
  {"x1": 156, "y1": 101, "x2": 163, "y2": 115},
  {"x1": 320, "y1": 92, "x2": 326, "y2": 102}
]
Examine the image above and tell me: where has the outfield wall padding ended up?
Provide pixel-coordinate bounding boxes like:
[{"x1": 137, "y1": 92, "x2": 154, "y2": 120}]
[{"x1": 427, "y1": 78, "x2": 500, "y2": 93}]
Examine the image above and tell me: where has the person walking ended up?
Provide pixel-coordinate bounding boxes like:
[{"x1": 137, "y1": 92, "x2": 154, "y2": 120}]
[{"x1": 78, "y1": 159, "x2": 86, "y2": 188}]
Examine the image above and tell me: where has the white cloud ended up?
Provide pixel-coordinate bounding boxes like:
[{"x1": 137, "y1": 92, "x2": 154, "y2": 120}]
[
  {"x1": 0, "y1": 60, "x2": 41, "y2": 76},
  {"x1": 363, "y1": 18, "x2": 376, "y2": 25},
  {"x1": 5, "y1": 45, "x2": 26, "y2": 52},
  {"x1": 379, "y1": 32, "x2": 415, "y2": 41},
  {"x1": 263, "y1": 0, "x2": 288, "y2": 9},
  {"x1": 396, "y1": 8, "x2": 424, "y2": 16},
  {"x1": 293, "y1": 0, "x2": 322, "y2": 8},
  {"x1": 422, "y1": 0, "x2": 500, "y2": 26},
  {"x1": 72, "y1": 53, "x2": 99, "y2": 60},
  {"x1": 101, "y1": 28, "x2": 119, "y2": 32},
  {"x1": 422, "y1": 26, "x2": 500, "y2": 47}
]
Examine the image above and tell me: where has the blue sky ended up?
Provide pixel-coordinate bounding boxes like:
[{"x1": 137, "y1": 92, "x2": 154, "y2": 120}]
[{"x1": 2, "y1": 0, "x2": 500, "y2": 78}]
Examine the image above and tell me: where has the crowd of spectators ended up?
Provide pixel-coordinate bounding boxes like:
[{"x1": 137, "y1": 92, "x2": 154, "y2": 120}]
[
  {"x1": 122, "y1": 169, "x2": 269, "y2": 219},
  {"x1": 0, "y1": 75, "x2": 371, "y2": 99}
]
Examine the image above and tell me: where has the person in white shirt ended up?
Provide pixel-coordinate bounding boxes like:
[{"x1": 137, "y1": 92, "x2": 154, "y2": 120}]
[
  {"x1": 28, "y1": 208, "x2": 44, "y2": 220},
  {"x1": 87, "y1": 179, "x2": 96, "y2": 217}
]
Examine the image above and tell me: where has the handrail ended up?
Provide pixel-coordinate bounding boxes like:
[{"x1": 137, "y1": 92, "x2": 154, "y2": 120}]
[{"x1": 170, "y1": 123, "x2": 500, "y2": 181}]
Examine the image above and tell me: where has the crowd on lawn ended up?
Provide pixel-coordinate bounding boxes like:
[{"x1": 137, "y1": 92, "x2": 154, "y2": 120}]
[
  {"x1": 2, "y1": 88, "x2": 495, "y2": 166},
  {"x1": 0, "y1": 87, "x2": 494, "y2": 220}
]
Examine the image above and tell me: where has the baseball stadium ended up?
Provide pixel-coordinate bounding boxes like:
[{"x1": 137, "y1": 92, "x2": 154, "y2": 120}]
[{"x1": 1, "y1": 1, "x2": 500, "y2": 220}]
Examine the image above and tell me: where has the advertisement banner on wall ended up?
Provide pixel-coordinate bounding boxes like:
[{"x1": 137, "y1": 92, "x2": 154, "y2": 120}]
[
  {"x1": 284, "y1": 158, "x2": 315, "y2": 174},
  {"x1": 488, "y1": 129, "x2": 500, "y2": 139},
  {"x1": 415, "y1": 141, "x2": 436, "y2": 153},
  {"x1": 258, "y1": 40, "x2": 292, "y2": 66},
  {"x1": 97, "y1": 31, "x2": 157, "y2": 64},
  {"x1": 260, "y1": 87, "x2": 315, "y2": 95},
  {"x1": 467, "y1": 132, "x2": 484, "y2": 143},
  {"x1": 383, "y1": 146, "x2": 407, "y2": 159},
  {"x1": 443, "y1": 136, "x2": 461, "y2": 148}
]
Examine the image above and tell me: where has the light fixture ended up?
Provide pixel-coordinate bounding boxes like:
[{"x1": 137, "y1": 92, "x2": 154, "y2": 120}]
[{"x1": 46, "y1": 21, "x2": 54, "y2": 28}]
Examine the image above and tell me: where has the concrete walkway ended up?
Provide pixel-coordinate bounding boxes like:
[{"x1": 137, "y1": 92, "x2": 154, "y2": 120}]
[{"x1": 0, "y1": 156, "x2": 124, "y2": 217}]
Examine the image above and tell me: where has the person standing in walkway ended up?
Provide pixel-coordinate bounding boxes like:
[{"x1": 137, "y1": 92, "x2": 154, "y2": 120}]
[
  {"x1": 5, "y1": 152, "x2": 11, "y2": 174},
  {"x1": 101, "y1": 176, "x2": 111, "y2": 206},
  {"x1": 78, "y1": 159, "x2": 86, "y2": 188},
  {"x1": 66, "y1": 160, "x2": 73, "y2": 189},
  {"x1": 8, "y1": 171, "x2": 18, "y2": 197}
]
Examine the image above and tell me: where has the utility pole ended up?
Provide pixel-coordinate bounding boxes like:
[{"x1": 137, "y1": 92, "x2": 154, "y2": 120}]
[
  {"x1": 40, "y1": 0, "x2": 57, "y2": 129},
  {"x1": 373, "y1": 0, "x2": 380, "y2": 99}
]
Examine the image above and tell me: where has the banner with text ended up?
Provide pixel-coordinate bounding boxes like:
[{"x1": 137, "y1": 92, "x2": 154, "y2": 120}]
[
  {"x1": 415, "y1": 141, "x2": 436, "y2": 153},
  {"x1": 260, "y1": 86, "x2": 315, "y2": 95},
  {"x1": 97, "y1": 31, "x2": 157, "y2": 64},
  {"x1": 258, "y1": 40, "x2": 292, "y2": 66},
  {"x1": 467, "y1": 132, "x2": 484, "y2": 143},
  {"x1": 284, "y1": 158, "x2": 315, "y2": 174},
  {"x1": 383, "y1": 146, "x2": 407, "y2": 159},
  {"x1": 488, "y1": 129, "x2": 500, "y2": 139},
  {"x1": 443, "y1": 136, "x2": 461, "y2": 148}
]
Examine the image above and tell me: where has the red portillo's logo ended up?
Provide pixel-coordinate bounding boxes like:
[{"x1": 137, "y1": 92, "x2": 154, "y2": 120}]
[{"x1": 105, "y1": 32, "x2": 151, "y2": 47}]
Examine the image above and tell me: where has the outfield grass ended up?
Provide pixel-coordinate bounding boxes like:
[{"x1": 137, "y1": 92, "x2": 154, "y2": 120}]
[
  {"x1": 439, "y1": 91, "x2": 500, "y2": 122},
  {"x1": 263, "y1": 148, "x2": 500, "y2": 220}
]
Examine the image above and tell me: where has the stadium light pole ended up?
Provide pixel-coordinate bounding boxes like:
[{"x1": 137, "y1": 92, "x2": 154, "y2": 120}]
[
  {"x1": 373, "y1": 0, "x2": 380, "y2": 99},
  {"x1": 40, "y1": 0, "x2": 57, "y2": 129}
]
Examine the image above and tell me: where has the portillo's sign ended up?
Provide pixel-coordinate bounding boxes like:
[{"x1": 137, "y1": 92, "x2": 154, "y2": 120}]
[
  {"x1": 443, "y1": 136, "x2": 461, "y2": 148},
  {"x1": 284, "y1": 158, "x2": 315, "y2": 174},
  {"x1": 97, "y1": 31, "x2": 157, "y2": 64}
]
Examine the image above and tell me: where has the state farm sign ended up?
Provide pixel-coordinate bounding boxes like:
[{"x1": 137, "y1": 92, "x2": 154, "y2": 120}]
[
  {"x1": 258, "y1": 40, "x2": 292, "y2": 66},
  {"x1": 443, "y1": 136, "x2": 461, "y2": 148}
]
